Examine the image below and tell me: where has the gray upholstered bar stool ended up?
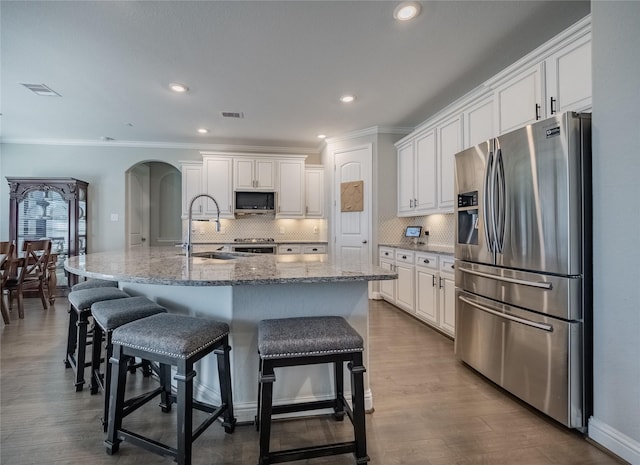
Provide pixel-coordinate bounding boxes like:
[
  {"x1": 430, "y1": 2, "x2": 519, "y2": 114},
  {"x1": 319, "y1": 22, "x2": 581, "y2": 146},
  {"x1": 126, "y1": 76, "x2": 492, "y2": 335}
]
[
  {"x1": 90, "y1": 296, "x2": 167, "y2": 431},
  {"x1": 71, "y1": 278, "x2": 118, "y2": 292},
  {"x1": 64, "y1": 286, "x2": 130, "y2": 391},
  {"x1": 256, "y1": 316, "x2": 369, "y2": 465},
  {"x1": 105, "y1": 313, "x2": 236, "y2": 465}
]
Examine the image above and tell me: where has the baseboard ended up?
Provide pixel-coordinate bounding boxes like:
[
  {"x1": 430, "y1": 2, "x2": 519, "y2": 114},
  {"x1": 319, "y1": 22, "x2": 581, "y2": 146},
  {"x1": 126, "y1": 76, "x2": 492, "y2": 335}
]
[{"x1": 589, "y1": 416, "x2": 640, "y2": 464}]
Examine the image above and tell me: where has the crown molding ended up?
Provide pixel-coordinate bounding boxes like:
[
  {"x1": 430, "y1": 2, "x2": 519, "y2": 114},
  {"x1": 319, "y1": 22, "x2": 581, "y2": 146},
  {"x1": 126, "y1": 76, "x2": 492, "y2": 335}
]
[
  {"x1": 324, "y1": 126, "x2": 414, "y2": 144},
  {"x1": 0, "y1": 137, "x2": 320, "y2": 156}
]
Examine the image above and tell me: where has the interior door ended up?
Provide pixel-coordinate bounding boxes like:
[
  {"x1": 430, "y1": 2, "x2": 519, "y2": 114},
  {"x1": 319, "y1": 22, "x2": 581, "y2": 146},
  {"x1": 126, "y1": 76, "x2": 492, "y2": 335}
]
[
  {"x1": 333, "y1": 144, "x2": 371, "y2": 266},
  {"x1": 127, "y1": 164, "x2": 150, "y2": 248}
]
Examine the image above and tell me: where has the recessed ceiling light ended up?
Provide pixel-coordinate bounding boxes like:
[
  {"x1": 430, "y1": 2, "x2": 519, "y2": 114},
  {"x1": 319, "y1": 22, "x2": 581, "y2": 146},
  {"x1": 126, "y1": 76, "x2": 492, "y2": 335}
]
[
  {"x1": 197, "y1": 128, "x2": 209, "y2": 134},
  {"x1": 169, "y1": 82, "x2": 189, "y2": 93},
  {"x1": 340, "y1": 95, "x2": 355, "y2": 103},
  {"x1": 317, "y1": 134, "x2": 327, "y2": 139},
  {"x1": 393, "y1": 2, "x2": 421, "y2": 21}
]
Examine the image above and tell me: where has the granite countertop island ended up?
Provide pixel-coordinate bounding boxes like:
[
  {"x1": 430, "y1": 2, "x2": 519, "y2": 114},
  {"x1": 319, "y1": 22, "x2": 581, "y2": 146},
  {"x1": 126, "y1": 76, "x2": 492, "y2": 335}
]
[
  {"x1": 64, "y1": 246, "x2": 393, "y2": 286},
  {"x1": 379, "y1": 242, "x2": 454, "y2": 255},
  {"x1": 65, "y1": 247, "x2": 396, "y2": 422}
]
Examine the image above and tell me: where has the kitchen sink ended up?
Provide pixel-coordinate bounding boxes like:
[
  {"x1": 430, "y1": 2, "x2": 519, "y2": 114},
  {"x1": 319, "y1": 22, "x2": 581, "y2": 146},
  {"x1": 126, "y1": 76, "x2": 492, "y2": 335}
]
[{"x1": 192, "y1": 251, "x2": 237, "y2": 260}]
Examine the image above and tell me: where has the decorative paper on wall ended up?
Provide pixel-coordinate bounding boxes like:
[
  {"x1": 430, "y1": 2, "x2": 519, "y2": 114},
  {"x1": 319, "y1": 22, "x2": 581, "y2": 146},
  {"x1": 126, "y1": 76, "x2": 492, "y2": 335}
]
[{"x1": 341, "y1": 181, "x2": 364, "y2": 212}]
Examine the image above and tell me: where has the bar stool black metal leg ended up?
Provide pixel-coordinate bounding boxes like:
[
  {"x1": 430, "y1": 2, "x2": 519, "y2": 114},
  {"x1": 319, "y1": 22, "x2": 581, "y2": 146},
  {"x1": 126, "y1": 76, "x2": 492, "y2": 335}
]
[
  {"x1": 216, "y1": 338, "x2": 236, "y2": 433},
  {"x1": 175, "y1": 360, "x2": 195, "y2": 465},
  {"x1": 333, "y1": 360, "x2": 345, "y2": 420},
  {"x1": 255, "y1": 357, "x2": 263, "y2": 431},
  {"x1": 90, "y1": 324, "x2": 103, "y2": 395},
  {"x1": 64, "y1": 306, "x2": 78, "y2": 368},
  {"x1": 158, "y1": 362, "x2": 173, "y2": 413},
  {"x1": 258, "y1": 362, "x2": 276, "y2": 465},
  {"x1": 105, "y1": 344, "x2": 129, "y2": 455},
  {"x1": 349, "y1": 353, "x2": 369, "y2": 464},
  {"x1": 74, "y1": 311, "x2": 89, "y2": 391}
]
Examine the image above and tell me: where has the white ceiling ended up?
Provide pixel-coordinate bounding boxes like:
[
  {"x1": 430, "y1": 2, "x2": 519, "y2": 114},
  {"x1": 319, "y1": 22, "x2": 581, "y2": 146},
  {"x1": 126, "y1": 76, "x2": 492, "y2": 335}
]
[{"x1": 1, "y1": 1, "x2": 590, "y2": 151}]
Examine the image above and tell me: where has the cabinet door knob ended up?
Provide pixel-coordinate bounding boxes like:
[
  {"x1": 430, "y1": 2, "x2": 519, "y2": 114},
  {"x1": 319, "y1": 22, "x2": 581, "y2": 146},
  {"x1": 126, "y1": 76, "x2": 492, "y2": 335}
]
[
  {"x1": 402, "y1": 255, "x2": 407, "y2": 259},
  {"x1": 451, "y1": 264, "x2": 455, "y2": 269},
  {"x1": 423, "y1": 259, "x2": 429, "y2": 264},
  {"x1": 362, "y1": 240, "x2": 368, "y2": 244}
]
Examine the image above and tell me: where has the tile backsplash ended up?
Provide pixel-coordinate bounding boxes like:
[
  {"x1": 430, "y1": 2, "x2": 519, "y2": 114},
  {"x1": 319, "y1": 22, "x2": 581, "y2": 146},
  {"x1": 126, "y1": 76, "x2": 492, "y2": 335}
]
[
  {"x1": 185, "y1": 213, "x2": 453, "y2": 246},
  {"x1": 185, "y1": 216, "x2": 328, "y2": 243},
  {"x1": 378, "y1": 212, "x2": 455, "y2": 248}
]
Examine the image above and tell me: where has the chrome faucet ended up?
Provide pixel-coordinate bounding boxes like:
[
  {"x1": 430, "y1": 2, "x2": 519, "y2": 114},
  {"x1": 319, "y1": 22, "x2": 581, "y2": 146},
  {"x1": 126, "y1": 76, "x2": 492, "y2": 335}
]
[{"x1": 185, "y1": 193, "x2": 221, "y2": 258}]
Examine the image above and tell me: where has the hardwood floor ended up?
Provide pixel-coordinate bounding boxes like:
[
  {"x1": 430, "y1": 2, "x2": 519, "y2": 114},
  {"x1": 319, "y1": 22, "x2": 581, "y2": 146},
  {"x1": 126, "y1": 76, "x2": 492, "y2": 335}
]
[{"x1": 0, "y1": 297, "x2": 624, "y2": 465}]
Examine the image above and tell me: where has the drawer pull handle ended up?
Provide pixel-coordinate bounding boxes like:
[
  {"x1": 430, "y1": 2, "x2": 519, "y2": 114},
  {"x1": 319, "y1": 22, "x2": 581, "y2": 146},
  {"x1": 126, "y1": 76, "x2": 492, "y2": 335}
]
[
  {"x1": 402, "y1": 255, "x2": 407, "y2": 259},
  {"x1": 423, "y1": 259, "x2": 430, "y2": 264}
]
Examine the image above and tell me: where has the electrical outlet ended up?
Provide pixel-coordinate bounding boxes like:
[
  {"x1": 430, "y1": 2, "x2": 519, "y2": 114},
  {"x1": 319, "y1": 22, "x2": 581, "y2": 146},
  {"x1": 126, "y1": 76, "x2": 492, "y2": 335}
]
[
  {"x1": 313, "y1": 226, "x2": 319, "y2": 234},
  {"x1": 110, "y1": 213, "x2": 119, "y2": 222}
]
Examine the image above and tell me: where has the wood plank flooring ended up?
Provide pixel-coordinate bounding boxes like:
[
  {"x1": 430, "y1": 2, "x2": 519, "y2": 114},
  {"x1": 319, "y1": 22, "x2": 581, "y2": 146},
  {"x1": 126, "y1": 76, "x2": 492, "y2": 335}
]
[{"x1": 0, "y1": 297, "x2": 624, "y2": 465}]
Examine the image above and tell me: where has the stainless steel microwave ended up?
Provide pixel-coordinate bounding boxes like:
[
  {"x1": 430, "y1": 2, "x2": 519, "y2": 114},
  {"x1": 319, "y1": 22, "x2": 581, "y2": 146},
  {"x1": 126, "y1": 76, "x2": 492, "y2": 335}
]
[{"x1": 234, "y1": 191, "x2": 275, "y2": 215}]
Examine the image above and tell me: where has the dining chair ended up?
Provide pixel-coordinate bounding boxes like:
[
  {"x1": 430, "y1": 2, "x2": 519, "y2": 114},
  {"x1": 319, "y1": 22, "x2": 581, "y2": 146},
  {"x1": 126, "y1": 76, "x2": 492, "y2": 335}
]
[
  {"x1": 4, "y1": 239, "x2": 52, "y2": 319},
  {"x1": 0, "y1": 241, "x2": 16, "y2": 324}
]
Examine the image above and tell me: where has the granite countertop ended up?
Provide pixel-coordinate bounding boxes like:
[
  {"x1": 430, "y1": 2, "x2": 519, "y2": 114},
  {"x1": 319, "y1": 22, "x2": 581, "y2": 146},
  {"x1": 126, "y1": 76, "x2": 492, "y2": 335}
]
[
  {"x1": 64, "y1": 246, "x2": 396, "y2": 286},
  {"x1": 379, "y1": 242, "x2": 454, "y2": 255},
  {"x1": 191, "y1": 240, "x2": 328, "y2": 246}
]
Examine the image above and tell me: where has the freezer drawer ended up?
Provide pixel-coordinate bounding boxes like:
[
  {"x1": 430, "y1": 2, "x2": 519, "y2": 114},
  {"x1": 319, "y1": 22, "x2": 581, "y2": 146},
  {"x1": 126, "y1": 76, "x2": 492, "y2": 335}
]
[
  {"x1": 455, "y1": 290, "x2": 584, "y2": 429},
  {"x1": 456, "y1": 261, "x2": 582, "y2": 321}
]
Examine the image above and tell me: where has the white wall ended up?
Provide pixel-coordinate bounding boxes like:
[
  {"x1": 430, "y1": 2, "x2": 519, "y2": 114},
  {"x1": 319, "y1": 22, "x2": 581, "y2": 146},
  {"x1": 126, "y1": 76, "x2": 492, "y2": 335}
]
[
  {"x1": 589, "y1": 3, "x2": 640, "y2": 463},
  {"x1": 0, "y1": 144, "x2": 199, "y2": 251}
]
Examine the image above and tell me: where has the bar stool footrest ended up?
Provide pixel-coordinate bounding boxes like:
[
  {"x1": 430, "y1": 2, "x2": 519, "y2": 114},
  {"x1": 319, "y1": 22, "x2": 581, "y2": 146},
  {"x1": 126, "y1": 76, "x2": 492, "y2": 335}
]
[{"x1": 261, "y1": 442, "x2": 364, "y2": 465}]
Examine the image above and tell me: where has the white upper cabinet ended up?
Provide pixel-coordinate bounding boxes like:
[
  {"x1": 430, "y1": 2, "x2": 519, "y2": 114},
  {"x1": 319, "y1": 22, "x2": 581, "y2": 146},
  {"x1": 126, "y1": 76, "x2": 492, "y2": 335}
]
[
  {"x1": 544, "y1": 32, "x2": 592, "y2": 115},
  {"x1": 181, "y1": 162, "x2": 204, "y2": 218},
  {"x1": 495, "y1": 64, "x2": 544, "y2": 135},
  {"x1": 304, "y1": 166, "x2": 324, "y2": 218},
  {"x1": 464, "y1": 96, "x2": 495, "y2": 148},
  {"x1": 397, "y1": 129, "x2": 437, "y2": 216},
  {"x1": 202, "y1": 155, "x2": 234, "y2": 218},
  {"x1": 397, "y1": 141, "x2": 415, "y2": 215},
  {"x1": 437, "y1": 115, "x2": 462, "y2": 211},
  {"x1": 234, "y1": 158, "x2": 275, "y2": 191},
  {"x1": 276, "y1": 159, "x2": 305, "y2": 218},
  {"x1": 415, "y1": 130, "x2": 438, "y2": 212},
  {"x1": 495, "y1": 26, "x2": 592, "y2": 135}
]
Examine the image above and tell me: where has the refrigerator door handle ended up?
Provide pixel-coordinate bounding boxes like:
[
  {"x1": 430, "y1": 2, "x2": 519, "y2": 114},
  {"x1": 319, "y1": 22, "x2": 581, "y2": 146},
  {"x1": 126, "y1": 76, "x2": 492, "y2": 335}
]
[
  {"x1": 459, "y1": 296, "x2": 554, "y2": 332},
  {"x1": 484, "y1": 150, "x2": 496, "y2": 252},
  {"x1": 495, "y1": 147, "x2": 506, "y2": 253},
  {"x1": 460, "y1": 267, "x2": 553, "y2": 290}
]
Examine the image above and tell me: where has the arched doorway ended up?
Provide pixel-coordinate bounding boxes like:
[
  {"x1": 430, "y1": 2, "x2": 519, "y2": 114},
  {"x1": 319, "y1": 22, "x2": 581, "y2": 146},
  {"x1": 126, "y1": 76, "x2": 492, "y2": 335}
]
[{"x1": 125, "y1": 161, "x2": 181, "y2": 248}]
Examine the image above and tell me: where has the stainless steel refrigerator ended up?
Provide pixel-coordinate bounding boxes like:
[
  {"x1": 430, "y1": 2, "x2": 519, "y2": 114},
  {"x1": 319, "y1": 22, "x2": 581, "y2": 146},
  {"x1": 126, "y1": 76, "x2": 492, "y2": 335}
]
[{"x1": 454, "y1": 112, "x2": 591, "y2": 430}]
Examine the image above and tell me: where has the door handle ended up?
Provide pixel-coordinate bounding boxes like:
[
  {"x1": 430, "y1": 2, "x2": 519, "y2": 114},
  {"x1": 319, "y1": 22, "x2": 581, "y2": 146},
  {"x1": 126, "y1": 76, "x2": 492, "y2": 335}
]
[
  {"x1": 550, "y1": 97, "x2": 557, "y2": 115},
  {"x1": 459, "y1": 267, "x2": 552, "y2": 289},
  {"x1": 459, "y1": 296, "x2": 553, "y2": 332}
]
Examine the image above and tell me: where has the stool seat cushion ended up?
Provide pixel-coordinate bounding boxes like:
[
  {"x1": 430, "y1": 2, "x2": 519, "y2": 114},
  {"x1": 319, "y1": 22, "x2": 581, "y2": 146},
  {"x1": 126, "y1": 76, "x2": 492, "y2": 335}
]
[
  {"x1": 258, "y1": 316, "x2": 363, "y2": 359},
  {"x1": 112, "y1": 313, "x2": 229, "y2": 360},
  {"x1": 91, "y1": 296, "x2": 167, "y2": 331},
  {"x1": 68, "y1": 288, "x2": 130, "y2": 312},
  {"x1": 71, "y1": 279, "x2": 118, "y2": 292}
]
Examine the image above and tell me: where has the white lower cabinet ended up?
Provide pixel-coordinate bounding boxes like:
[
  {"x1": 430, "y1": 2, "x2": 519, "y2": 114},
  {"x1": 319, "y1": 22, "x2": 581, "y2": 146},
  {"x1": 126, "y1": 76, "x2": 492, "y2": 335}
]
[
  {"x1": 394, "y1": 250, "x2": 415, "y2": 313},
  {"x1": 415, "y1": 253, "x2": 439, "y2": 326},
  {"x1": 379, "y1": 246, "x2": 455, "y2": 338},
  {"x1": 379, "y1": 261, "x2": 396, "y2": 302},
  {"x1": 438, "y1": 257, "x2": 456, "y2": 337}
]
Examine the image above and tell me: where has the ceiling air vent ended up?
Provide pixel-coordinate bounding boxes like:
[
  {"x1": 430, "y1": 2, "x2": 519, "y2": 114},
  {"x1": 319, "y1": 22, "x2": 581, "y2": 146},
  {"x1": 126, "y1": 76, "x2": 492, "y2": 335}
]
[
  {"x1": 221, "y1": 111, "x2": 244, "y2": 119},
  {"x1": 20, "y1": 83, "x2": 61, "y2": 97}
]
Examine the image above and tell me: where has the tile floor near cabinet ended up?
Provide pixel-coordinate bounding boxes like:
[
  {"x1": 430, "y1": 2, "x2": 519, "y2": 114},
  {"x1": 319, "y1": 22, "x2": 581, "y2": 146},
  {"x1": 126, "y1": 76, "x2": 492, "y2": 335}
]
[{"x1": 0, "y1": 298, "x2": 624, "y2": 465}]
